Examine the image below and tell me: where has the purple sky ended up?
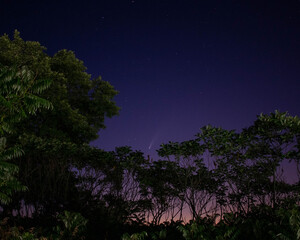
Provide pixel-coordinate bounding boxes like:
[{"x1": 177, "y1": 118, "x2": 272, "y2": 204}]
[{"x1": 1, "y1": 0, "x2": 300, "y2": 159}]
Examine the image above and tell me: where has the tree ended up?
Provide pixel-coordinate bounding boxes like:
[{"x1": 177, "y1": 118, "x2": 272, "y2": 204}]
[
  {"x1": 0, "y1": 64, "x2": 52, "y2": 204},
  {"x1": 198, "y1": 111, "x2": 300, "y2": 213},
  {"x1": 244, "y1": 111, "x2": 300, "y2": 208},
  {"x1": 154, "y1": 111, "x2": 300, "y2": 220},
  {"x1": 0, "y1": 31, "x2": 119, "y2": 218},
  {"x1": 158, "y1": 140, "x2": 217, "y2": 221}
]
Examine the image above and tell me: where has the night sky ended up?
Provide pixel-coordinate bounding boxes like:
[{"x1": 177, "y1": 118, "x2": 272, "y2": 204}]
[{"x1": 1, "y1": 0, "x2": 300, "y2": 159}]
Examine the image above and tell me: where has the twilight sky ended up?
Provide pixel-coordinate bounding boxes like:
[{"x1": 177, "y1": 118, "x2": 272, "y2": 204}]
[{"x1": 1, "y1": 0, "x2": 300, "y2": 159}]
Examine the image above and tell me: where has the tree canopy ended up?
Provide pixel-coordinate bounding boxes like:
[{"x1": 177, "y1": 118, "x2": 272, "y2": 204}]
[
  {"x1": 0, "y1": 31, "x2": 119, "y2": 217},
  {"x1": 0, "y1": 31, "x2": 299, "y2": 240},
  {"x1": 0, "y1": 30, "x2": 119, "y2": 144},
  {"x1": 0, "y1": 63, "x2": 52, "y2": 204}
]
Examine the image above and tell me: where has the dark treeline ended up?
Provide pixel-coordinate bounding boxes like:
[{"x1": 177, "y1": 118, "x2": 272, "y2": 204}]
[{"x1": 0, "y1": 32, "x2": 300, "y2": 240}]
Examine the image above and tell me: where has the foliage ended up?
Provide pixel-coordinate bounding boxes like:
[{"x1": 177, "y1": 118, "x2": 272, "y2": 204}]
[
  {"x1": 0, "y1": 30, "x2": 119, "y2": 144},
  {"x1": 121, "y1": 229, "x2": 167, "y2": 240},
  {"x1": 1, "y1": 31, "x2": 300, "y2": 240},
  {"x1": 0, "y1": 30, "x2": 119, "y2": 219},
  {"x1": 0, "y1": 63, "x2": 52, "y2": 205},
  {"x1": 123, "y1": 205, "x2": 299, "y2": 240},
  {"x1": 0, "y1": 211, "x2": 88, "y2": 240},
  {"x1": 177, "y1": 221, "x2": 211, "y2": 240},
  {"x1": 51, "y1": 211, "x2": 88, "y2": 240},
  {"x1": 274, "y1": 205, "x2": 300, "y2": 240},
  {"x1": 0, "y1": 217, "x2": 45, "y2": 240},
  {"x1": 0, "y1": 64, "x2": 52, "y2": 133},
  {"x1": 122, "y1": 231, "x2": 148, "y2": 240},
  {"x1": 0, "y1": 137, "x2": 26, "y2": 205}
]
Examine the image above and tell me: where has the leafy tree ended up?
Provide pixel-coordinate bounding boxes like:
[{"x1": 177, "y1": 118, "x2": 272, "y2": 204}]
[
  {"x1": 0, "y1": 64, "x2": 52, "y2": 204},
  {"x1": 244, "y1": 111, "x2": 300, "y2": 208},
  {"x1": 0, "y1": 31, "x2": 119, "y2": 218},
  {"x1": 0, "y1": 31, "x2": 119, "y2": 143},
  {"x1": 193, "y1": 111, "x2": 300, "y2": 214},
  {"x1": 139, "y1": 159, "x2": 182, "y2": 224},
  {"x1": 154, "y1": 111, "x2": 300, "y2": 221},
  {"x1": 157, "y1": 140, "x2": 219, "y2": 221}
]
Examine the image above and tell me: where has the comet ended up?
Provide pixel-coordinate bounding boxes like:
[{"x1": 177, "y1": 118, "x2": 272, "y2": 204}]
[
  {"x1": 148, "y1": 140, "x2": 154, "y2": 150},
  {"x1": 148, "y1": 130, "x2": 160, "y2": 150}
]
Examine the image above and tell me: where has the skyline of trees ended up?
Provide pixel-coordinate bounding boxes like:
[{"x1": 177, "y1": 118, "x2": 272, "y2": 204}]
[{"x1": 0, "y1": 31, "x2": 299, "y2": 239}]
